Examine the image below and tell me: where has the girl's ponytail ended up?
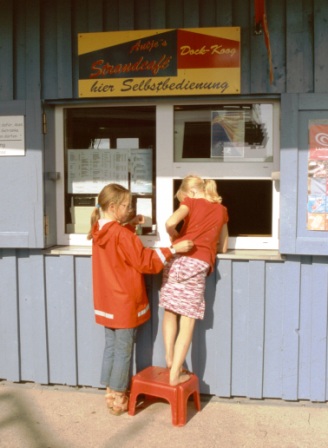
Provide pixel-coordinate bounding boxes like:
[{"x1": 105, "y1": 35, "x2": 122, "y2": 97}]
[{"x1": 87, "y1": 206, "x2": 101, "y2": 240}]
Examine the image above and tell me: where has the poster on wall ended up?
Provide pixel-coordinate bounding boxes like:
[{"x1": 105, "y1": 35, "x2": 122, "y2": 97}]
[
  {"x1": 78, "y1": 27, "x2": 240, "y2": 98},
  {"x1": 307, "y1": 121, "x2": 328, "y2": 231},
  {"x1": 210, "y1": 104, "x2": 271, "y2": 160}
]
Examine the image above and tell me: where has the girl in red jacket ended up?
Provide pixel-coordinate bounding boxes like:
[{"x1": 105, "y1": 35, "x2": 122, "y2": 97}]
[
  {"x1": 87, "y1": 183, "x2": 193, "y2": 416},
  {"x1": 159, "y1": 175, "x2": 229, "y2": 386}
]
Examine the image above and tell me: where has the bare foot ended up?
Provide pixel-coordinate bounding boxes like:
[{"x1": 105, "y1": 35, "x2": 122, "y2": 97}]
[{"x1": 169, "y1": 372, "x2": 191, "y2": 386}]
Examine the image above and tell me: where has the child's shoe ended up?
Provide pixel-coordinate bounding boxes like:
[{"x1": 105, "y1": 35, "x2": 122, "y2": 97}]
[
  {"x1": 110, "y1": 392, "x2": 129, "y2": 416},
  {"x1": 105, "y1": 387, "x2": 115, "y2": 409}
]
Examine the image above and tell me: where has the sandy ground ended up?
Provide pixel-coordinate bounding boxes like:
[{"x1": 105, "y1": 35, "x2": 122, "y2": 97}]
[{"x1": 1, "y1": 380, "x2": 328, "y2": 448}]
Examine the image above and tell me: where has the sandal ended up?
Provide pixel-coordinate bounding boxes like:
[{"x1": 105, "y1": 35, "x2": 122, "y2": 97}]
[
  {"x1": 110, "y1": 392, "x2": 129, "y2": 416},
  {"x1": 105, "y1": 387, "x2": 115, "y2": 409}
]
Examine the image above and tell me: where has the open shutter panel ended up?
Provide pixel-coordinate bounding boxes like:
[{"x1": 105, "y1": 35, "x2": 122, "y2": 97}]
[
  {"x1": 0, "y1": 100, "x2": 44, "y2": 248},
  {"x1": 280, "y1": 93, "x2": 328, "y2": 256}
]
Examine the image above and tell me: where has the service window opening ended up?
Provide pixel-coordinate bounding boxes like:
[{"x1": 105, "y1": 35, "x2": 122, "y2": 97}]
[
  {"x1": 63, "y1": 106, "x2": 156, "y2": 236},
  {"x1": 174, "y1": 179, "x2": 273, "y2": 238}
]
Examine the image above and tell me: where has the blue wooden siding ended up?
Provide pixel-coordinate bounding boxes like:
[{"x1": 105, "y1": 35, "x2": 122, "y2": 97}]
[
  {"x1": 1, "y1": 0, "x2": 327, "y2": 102},
  {"x1": 0, "y1": 250, "x2": 20, "y2": 383},
  {"x1": 1, "y1": 250, "x2": 328, "y2": 402},
  {"x1": 0, "y1": 0, "x2": 328, "y2": 402}
]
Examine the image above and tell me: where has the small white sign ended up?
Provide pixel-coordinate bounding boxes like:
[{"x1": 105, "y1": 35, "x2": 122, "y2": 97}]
[
  {"x1": 136, "y1": 197, "x2": 152, "y2": 227},
  {"x1": 0, "y1": 115, "x2": 25, "y2": 156}
]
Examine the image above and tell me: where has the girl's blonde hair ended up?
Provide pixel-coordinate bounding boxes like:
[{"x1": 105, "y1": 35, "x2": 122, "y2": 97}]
[
  {"x1": 87, "y1": 183, "x2": 131, "y2": 240},
  {"x1": 176, "y1": 175, "x2": 222, "y2": 203}
]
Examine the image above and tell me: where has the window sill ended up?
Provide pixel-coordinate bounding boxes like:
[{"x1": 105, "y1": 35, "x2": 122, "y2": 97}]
[
  {"x1": 43, "y1": 245, "x2": 92, "y2": 256},
  {"x1": 44, "y1": 246, "x2": 285, "y2": 261},
  {"x1": 218, "y1": 249, "x2": 285, "y2": 261}
]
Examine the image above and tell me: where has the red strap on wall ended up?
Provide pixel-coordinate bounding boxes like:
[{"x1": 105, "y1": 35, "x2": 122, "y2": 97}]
[{"x1": 254, "y1": 0, "x2": 274, "y2": 84}]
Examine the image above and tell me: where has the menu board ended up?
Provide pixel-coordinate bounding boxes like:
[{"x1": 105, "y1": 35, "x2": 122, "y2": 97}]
[
  {"x1": 67, "y1": 148, "x2": 152, "y2": 194},
  {"x1": 130, "y1": 149, "x2": 152, "y2": 194}
]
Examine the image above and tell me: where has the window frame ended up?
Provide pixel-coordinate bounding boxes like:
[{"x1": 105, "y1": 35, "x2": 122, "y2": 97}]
[
  {"x1": 156, "y1": 100, "x2": 280, "y2": 251},
  {"x1": 55, "y1": 99, "x2": 280, "y2": 250}
]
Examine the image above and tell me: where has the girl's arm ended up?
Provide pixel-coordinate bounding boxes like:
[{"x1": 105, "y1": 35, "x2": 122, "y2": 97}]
[
  {"x1": 118, "y1": 226, "x2": 193, "y2": 275},
  {"x1": 165, "y1": 204, "x2": 189, "y2": 241},
  {"x1": 217, "y1": 223, "x2": 229, "y2": 253}
]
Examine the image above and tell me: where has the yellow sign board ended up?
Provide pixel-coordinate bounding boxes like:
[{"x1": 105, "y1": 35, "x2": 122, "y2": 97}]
[{"x1": 78, "y1": 27, "x2": 240, "y2": 98}]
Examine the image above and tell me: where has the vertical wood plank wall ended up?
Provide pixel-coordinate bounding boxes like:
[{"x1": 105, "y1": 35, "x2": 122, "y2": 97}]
[
  {"x1": 0, "y1": 0, "x2": 328, "y2": 401},
  {"x1": 1, "y1": 251, "x2": 328, "y2": 402},
  {"x1": 0, "y1": 0, "x2": 325, "y2": 102}
]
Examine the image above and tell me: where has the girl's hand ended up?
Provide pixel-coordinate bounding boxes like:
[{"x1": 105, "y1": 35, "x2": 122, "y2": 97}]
[
  {"x1": 129, "y1": 214, "x2": 145, "y2": 226},
  {"x1": 172, "y1": 240, "x2": 194, "y2": 253}
]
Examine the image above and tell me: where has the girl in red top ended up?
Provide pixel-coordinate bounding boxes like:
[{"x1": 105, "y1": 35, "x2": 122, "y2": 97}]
[
  {"x1": 87, "y1": 183, "x2": 193, "y2": 415},
  {"x1": 159, "y1": 175, "x2": 229, "y2": 386}
]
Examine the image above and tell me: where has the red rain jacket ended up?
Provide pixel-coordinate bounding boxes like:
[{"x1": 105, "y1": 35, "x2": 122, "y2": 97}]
[{"x1": 92, "y1": 221, "x2": 173, "y2": 329}]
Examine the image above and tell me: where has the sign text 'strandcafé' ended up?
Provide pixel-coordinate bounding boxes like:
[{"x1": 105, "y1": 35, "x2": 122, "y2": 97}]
[{"x1": 78, "y1": 27, "x2": 240, "y2": 98}]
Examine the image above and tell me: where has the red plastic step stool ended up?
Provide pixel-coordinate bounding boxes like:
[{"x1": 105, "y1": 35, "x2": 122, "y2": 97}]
[{"x1": 128, "y1": 366, "x2": 201, "y2": 426}]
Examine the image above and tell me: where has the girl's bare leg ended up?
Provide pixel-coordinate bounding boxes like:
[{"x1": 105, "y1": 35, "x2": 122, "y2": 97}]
[
  {"x1": 162, "y1": 310, "x2": 179, "y2": 369},
  {"x1": 169, "y1": 315, "x2": 196, "y2": 386}
]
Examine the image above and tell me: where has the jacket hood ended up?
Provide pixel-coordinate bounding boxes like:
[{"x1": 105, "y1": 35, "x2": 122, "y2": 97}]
[{"x1": 92, "y1": 220, "x2": 118, "y2": 247}]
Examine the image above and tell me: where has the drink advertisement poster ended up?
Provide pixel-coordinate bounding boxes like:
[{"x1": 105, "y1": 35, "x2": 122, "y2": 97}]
[
  {"x1": 307, "y1": 121, "x2": 328, "y2": 231},
  {"x1": 78, "y1": 27, "x2": 240, "y2": 98}
]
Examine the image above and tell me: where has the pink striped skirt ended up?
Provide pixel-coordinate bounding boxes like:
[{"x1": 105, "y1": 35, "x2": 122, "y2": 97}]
[{"x1": 159, "y1": 256, "x2": 210, "y2": 320}]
